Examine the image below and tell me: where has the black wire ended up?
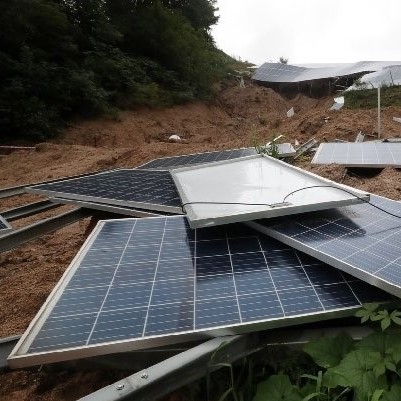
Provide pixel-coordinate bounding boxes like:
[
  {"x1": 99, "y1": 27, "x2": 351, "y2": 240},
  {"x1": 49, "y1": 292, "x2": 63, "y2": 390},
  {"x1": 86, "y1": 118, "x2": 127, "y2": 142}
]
[
  {"x1": 181, "y1": 184, "x2": 401, "y2": 220},
  {"x1": 181, "y1": 201, "x2": 276, "y2": 214},
  {"x1": 283, "y1": 185, "x2": 401, "y2": 220}
]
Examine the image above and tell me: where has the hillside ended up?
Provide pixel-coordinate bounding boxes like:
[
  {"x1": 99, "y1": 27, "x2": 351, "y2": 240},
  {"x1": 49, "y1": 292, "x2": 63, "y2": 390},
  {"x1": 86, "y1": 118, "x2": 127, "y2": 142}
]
[{"x1": 1, "y1": 83, "x2": 401, "y2": 400}]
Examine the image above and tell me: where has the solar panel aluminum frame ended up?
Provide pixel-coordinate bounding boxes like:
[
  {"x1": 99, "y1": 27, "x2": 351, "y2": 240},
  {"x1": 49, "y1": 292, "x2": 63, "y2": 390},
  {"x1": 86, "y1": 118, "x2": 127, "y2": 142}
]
[
  {"x1": 25, "y1": 169, "x2": 183, "y2": 215},
  {"x1": 49, "y1": 198, "x2": 164, "y2": 218},
  {"x1": 0, "y1": 214, "x2": 12, "y2": 233},
  {"x1": 8, "y1": 215, "x2": 382, "y2": 368},
  {"x1": 171, "y1": 155, "x2": 370, "y2": 229}
]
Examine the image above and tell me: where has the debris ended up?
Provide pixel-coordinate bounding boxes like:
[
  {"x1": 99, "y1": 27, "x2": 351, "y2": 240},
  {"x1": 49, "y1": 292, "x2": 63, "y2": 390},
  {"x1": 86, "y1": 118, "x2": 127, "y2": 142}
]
[
  {"x1": 168, "y1": 134, "x2": 181, "y2": 142},
  {"x1": 286, "y1": 107, "x2": 295, "y2": 118}
]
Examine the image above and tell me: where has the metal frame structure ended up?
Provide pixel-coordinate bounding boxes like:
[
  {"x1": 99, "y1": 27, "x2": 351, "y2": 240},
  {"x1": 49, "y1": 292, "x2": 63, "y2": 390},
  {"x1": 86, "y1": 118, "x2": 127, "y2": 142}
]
[
  {"x1": 50, "y1": 198, "x2": 164, "y2": 218},
  {"x1": 292, "y1": 138, "x2": 318, "y2": 160},
  {"x1": 1, "y1": 200, "x2": 61, "y2": 222},
  {"x1": 171, "y1": 155, "x2": 370, "y2": 228},
  {"x1": 0, "y1": 214, "x2": 12, "y2": 233},
  {"x1": 78, "y1": 325, "x2": 373, "y2": 401},
  {"x1": 0, "y1": 208, "x2": 94, "y2": 253}
]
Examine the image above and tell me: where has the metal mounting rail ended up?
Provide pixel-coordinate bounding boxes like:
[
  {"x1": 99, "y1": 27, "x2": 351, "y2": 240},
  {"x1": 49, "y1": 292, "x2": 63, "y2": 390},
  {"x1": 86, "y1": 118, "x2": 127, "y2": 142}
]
[
  {"x1": 2, "y1": 200, "x2": 61, "y2": 221},
  {"x1": 50, "y1": 198, "x2": 164, "y2": 218},
  {"x1": 293, "y1": 137, "x2": 318, "y2": 160},
  {"x1": 0, "y1": 336, "x2": 21, "y2": 369},
  {"x1": 78, "y1": 325, "x2": 372, "y2": 401},
  {"x1": 0, "y1": 208, "x2": 94, "y2": 253}
]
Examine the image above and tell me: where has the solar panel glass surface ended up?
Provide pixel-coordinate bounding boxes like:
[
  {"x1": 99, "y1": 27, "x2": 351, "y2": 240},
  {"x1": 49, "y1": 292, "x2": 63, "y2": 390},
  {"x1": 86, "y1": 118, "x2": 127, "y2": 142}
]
[
  {"x1": 312, "y1": 142, "x2": 401, "y2": 167},
  {"x1": 9, "y1": 216, "x2": 390, "y2": 367},
  {"x1": 26, "y1": 170, "x2": 182, "y2": 213},
  {"x1": 247, "y1": 195, "x2": 401, "y2": 297},
  {"x1": 137, "y1": 148, "x2": 258, "y2": 170}
]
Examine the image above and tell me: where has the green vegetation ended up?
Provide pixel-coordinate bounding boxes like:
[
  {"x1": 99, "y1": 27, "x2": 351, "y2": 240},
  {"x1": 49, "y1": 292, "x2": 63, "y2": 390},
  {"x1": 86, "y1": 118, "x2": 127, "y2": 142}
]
[
  {"x1": 253, "y1": 133, "x2": 283, "y2": 159},
  {"x1": 0, "y1": 0, "x2": 233, "y2": 141},
  {"x1": 185, "y1": 304, "x2": 401, "y2": 401},
  {"x1": 344, "y1": 85, "x2": 401, "y2": 109}
]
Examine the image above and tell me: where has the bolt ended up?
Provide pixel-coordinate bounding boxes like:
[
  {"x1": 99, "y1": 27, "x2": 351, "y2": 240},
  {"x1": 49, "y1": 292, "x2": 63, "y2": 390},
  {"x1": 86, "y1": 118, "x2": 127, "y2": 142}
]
[
  {"x1": 116, "y1": 384, "x2": 124, "y2": 391},
  {"x1": 141, "y1": 372, "x2": 148, "y2": 379}
]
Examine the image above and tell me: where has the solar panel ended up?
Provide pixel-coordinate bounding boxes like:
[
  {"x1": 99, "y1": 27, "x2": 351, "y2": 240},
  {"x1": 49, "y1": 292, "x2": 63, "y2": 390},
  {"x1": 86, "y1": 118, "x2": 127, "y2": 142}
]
[
  {"x1": 172, "y1": 155, "x2": 370, "y2": 228},
  {"x1": 253, "y1": 61, "x2": 401, "y2": 84},
  {"x1": 9, "y1": 215, "x2": 390, "y2": 368},
  {"x1": 137, "y1": 148, "x2": 258, "y2": 170},
  {"x1": 247, "y1": 195, "x2": 401, "y2": 298},
  {"x1": 26, "y1": 170, "x2": 183, "y2": 214},
  {"x1": 312, "y1": 142, "x2": 401, "y2": 167},
  {"x1": 0, "y1": 214, "x2": 11, "y2": 233}
]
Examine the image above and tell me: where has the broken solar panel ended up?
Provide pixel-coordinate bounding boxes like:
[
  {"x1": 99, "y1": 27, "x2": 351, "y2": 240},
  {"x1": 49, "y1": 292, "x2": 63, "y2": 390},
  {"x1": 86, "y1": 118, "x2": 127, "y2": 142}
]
[
  {"x1": 312, "y1": 142, "x2": 401, "y2": 167},
  {"x1": 172, "y1": 155, "x2": 370, "y2": 228},
  {"x1": 26, "y1": 169, "x2": 182, "y2": 214},
  {"x1": 247, "y1": 195, "x2": 401, "y2": 298},
  {"x1": 137, "y1": 148, "x2": 258, "y2": 170},
  {"x1": 9, "y1": 215, "x2": 391, "y2": 368},
  {"x1": 0, "y1": 214, "x2": 11, "y2": 233}
]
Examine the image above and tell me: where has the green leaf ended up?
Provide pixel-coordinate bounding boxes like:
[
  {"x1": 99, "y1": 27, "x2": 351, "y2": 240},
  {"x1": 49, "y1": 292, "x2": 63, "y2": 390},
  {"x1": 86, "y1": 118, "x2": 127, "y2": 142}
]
[
  {"x1": 303, "y1": 334, "x2": 354, "y2": 368},
  {"x1": 371, "y1": 389, "x2": 385, "y2": 401},
  {"x1": 328, "y1": 349, "x2": 386, "y2": 399},
  {"x1": 252, "y1": 374, "x2": 302, "y2": 401},
  {"x1": 301, "y1": 392, "x2": 324, "y2": 401},
  {"x1": 381, "y1": 318, "x2": 391, "y2": 331},
  {"x1": 381, "y1": 385, "x2": 401, "y2": 401}
]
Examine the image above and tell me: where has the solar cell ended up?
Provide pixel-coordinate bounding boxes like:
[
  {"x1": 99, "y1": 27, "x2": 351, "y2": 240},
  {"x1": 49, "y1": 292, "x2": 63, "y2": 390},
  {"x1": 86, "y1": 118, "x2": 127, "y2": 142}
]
[
  {"x1": 312, "y1": 142, "x2": 401, "y2": 167},
  {"x1": 172, "y1": 155, "x2": 370, "y2": 228},
  {"x1": 137, "y1": 148, "x2": 258, "y2": 170},
  {"x1": 26, "y1": 170, "x2": 182, "y2": 214},
  {"x1": 247, "y1": 195, "x2": 401, "y2": 298},
  {"x1": 9, "y1": 216, "x2": 390, "y2": 367}
]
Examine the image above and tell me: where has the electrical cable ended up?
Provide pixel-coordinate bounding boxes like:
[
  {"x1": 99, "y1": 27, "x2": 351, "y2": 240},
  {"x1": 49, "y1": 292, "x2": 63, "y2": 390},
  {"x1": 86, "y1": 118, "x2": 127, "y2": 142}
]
[{"x1": 181, "y1": 185, "x2": 401, "y2": 220}]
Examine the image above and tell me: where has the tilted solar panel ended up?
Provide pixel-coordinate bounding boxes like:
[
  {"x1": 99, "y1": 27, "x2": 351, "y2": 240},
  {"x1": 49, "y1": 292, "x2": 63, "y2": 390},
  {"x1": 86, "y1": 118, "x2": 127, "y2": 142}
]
[
  {"x1": 137, "y1": 148, "x2": 258, "y2": 170},
  {"x1": 26, "y1": 169, "x2": 182, "y2": 214},
  {"x1": 312, "y1": 142, "x2": 401, "y2": 167},
  {"x1": 247, "y1": 195, "x2": 401, "y2": 298},
  {"x1": 9, "y1": 216, "x2": 390, "y2": 367}
]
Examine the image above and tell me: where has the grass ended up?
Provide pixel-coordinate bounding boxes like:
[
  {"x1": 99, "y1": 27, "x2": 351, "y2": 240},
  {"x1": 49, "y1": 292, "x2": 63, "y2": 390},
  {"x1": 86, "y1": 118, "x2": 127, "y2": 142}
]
[{"x1": 344, "y1": 85, "x2": 401, "y2": 109}]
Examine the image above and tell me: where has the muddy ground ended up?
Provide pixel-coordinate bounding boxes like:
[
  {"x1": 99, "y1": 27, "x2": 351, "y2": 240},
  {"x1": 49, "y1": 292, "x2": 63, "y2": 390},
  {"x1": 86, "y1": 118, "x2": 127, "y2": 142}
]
[{"x1": 1, "y1": 82, "x2": 401, "y2": 400}]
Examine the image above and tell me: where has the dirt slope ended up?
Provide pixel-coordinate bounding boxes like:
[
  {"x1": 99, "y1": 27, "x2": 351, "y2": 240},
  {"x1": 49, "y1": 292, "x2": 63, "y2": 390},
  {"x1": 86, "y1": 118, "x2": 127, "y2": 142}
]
[{"x1": 1, "y1": 82, "x2": 401, "y2": 400}]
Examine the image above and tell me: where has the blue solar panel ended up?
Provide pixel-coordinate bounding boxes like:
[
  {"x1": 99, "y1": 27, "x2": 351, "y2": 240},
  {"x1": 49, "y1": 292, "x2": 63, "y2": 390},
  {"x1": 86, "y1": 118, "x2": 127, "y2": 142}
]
[
  {"x1": 9, "y1": 216, "x2": 390, "y2": 367},
  {"x1": 26, "y1": 169, "x2": 182, "y2": 213},
  {"x1": 137, "y1": 148, "x2": 258, "y2": 170},
  {"x1": 312, "y1": 142, "x2": 401, "y2": 167},
  {"x1": 247, "y1": 195, "x2": 401, "y2": 298}
]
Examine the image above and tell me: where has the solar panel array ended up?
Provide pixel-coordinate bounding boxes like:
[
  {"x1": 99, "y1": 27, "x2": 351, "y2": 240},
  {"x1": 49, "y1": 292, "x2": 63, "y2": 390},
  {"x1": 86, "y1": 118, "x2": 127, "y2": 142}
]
[
  {"x1": 312, "y1": 142, "x2": 401, "y2": 167},
  {"x1": 253, "y1": 61, "x2": 401, "y2": 84},
  {"x1": 137, "y1": 148, "x2": 258, "y2": 170},
  {"x1": 26, "y1": 170, "x2": 182, "y2": 213},
  {"x1": 247, "y1": 195, "x2": 401, "y2": 298},
  {"x1": 9, "y1": 216, "x2": 390, "y2": 366}
]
